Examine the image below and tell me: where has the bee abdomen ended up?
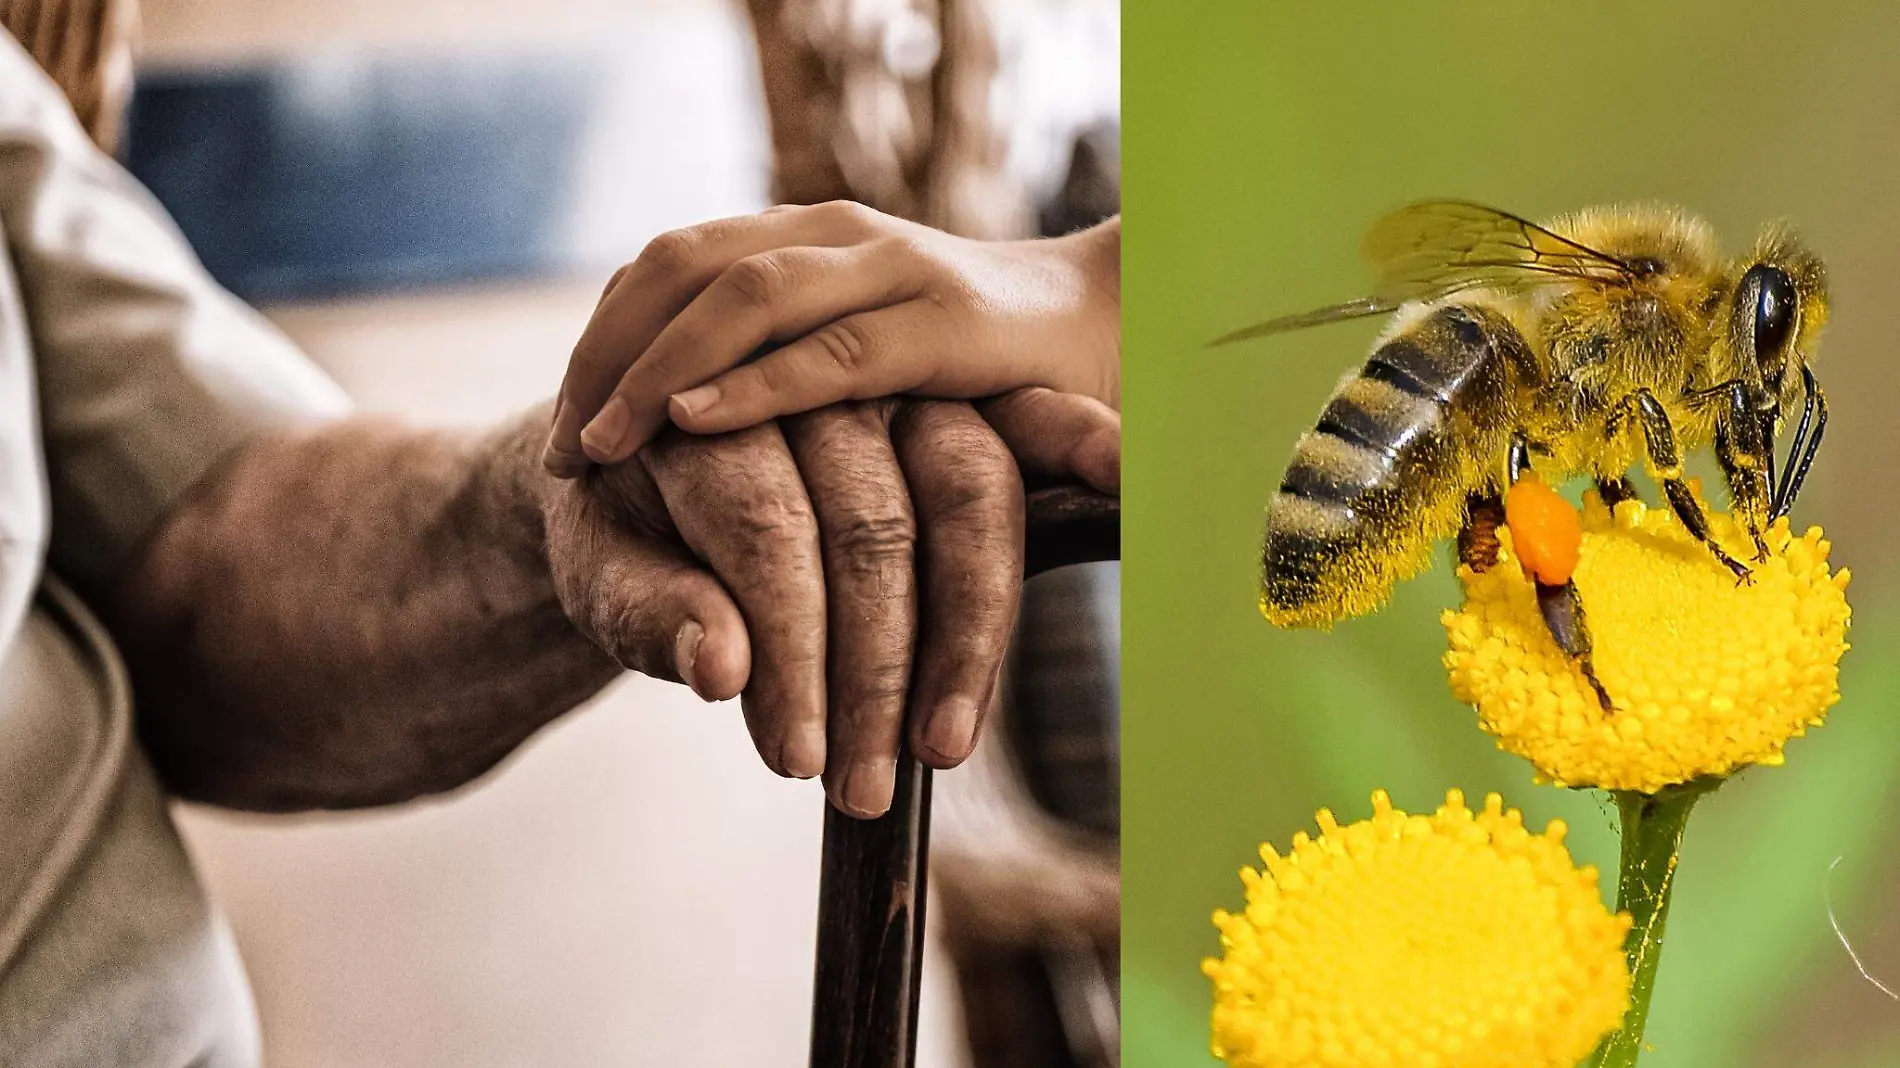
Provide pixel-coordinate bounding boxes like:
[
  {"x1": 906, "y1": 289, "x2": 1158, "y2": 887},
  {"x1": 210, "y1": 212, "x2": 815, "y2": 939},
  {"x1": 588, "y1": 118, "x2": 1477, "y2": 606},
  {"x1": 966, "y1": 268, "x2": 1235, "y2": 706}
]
[
  {"x1": 1263, "y1": 377, "x2": 1441, "y2": 626},
  {"x1": 1263, "y1": 306, "x2": 1516, "y2": 628},
  {"x1": 1277, "y1": 418, "x2": 1394, "y2": 504}
]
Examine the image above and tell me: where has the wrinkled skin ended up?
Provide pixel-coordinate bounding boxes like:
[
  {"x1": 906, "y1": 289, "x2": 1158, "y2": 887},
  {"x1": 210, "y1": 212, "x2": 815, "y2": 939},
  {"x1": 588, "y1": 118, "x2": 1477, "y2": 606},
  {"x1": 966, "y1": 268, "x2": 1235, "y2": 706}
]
[{"x1": 113, "y1": 390, "x2": 1105, "y2": 818}]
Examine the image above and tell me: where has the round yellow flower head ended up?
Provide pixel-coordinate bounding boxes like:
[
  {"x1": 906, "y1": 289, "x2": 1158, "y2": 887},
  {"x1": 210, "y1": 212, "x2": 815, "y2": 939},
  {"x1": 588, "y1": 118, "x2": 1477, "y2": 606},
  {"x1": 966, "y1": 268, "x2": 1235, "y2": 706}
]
[
  {"x1": 1204, "y1": 789, "x2": 1630, "y2": 1068},
  {"x1": 1443, "y1": 489, "x2": 1850, "y2": 793}
]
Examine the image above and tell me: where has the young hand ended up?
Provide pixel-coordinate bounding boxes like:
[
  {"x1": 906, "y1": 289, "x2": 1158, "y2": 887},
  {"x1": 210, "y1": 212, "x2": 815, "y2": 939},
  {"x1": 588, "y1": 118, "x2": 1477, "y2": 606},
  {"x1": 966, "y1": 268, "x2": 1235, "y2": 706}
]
[{"x1": 541, "y1": 202, "x2": 1119, "y2": 486}]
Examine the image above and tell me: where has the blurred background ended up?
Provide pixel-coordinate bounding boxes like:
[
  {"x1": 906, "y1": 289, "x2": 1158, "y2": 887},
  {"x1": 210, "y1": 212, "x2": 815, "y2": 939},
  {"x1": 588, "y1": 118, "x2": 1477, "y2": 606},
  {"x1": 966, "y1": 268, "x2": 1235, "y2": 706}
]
[
  {"x1": 1125, "y1": 4, "x2": 1900, "y2": 1067},
  {"x1": 5, "y1": 0, "x2": 1117, "y2": 1065}
]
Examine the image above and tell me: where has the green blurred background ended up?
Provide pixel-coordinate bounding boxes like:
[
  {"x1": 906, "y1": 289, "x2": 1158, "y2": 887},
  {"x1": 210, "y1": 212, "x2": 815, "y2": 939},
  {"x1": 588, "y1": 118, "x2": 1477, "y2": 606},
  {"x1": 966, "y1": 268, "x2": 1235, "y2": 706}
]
[{"x1": 1123, "y1": 4, "x2": 1900, "y2": 1066}]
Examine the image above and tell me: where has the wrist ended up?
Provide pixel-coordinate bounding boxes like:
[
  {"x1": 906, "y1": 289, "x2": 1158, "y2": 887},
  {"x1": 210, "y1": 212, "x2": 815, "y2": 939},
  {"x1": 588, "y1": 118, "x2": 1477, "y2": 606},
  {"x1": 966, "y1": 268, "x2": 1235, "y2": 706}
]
[
  {"x1": 485, "y1": 400, "x2": 562, "y2": 557},
  {"x1": 1067, "y1": 215, "x2": 1121, "y2": 303},
  {"x1": 1052, "y1": 217, "x2": 1122, "y2": 409}
]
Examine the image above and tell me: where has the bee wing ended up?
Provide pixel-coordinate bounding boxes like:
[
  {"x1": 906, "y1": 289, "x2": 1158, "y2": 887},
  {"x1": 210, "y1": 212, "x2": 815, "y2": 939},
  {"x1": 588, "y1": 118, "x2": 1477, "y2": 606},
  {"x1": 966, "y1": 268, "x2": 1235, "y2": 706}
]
[
  {"x1": 1208, "y1": 296, "x2": 1402, "y2": 345},
  {"x1": 1212, "y1": 200, "x2": 1636, "y2": 345},
  {"x1": 1365, "y1": 199, "x2": 1635, "y2": 300}
]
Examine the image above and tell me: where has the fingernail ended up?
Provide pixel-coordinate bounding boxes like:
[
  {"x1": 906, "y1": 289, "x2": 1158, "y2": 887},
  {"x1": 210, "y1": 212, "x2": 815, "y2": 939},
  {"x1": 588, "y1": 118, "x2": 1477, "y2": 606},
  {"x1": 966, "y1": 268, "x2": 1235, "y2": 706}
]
[
  {"x1": 675, "y1": 621, "x2": 704, "y2": 697},
  {"x1": 671, "y1": 384, "x2": 721, "y2": 420},
  {"x1": 838, "y1": 757, "x2": 896, "y2": 818},
  {"x1": 579, "y1": 397, "x2": 632, "y2": 462},
  {"x1": 780, "y1": 721, "x2": 826, "y2": 780},
  {"x1": 921, "y1": 699, "x2": 980, "y2": 764}
]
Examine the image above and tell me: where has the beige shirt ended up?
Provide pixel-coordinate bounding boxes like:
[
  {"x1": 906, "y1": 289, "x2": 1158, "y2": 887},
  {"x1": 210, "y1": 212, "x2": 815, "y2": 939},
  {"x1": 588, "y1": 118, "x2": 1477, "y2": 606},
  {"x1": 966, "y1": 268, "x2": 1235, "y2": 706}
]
[{"x1": 0, "y1": 34, "x2": 352, "y2": 1066}]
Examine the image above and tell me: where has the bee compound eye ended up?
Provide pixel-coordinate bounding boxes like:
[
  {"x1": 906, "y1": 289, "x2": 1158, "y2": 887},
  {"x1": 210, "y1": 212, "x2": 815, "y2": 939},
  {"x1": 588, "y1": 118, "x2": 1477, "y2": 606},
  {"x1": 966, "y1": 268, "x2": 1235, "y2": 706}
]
[{"x1": 1747, "y1": 264, "x2": 1798, "y2": 359}]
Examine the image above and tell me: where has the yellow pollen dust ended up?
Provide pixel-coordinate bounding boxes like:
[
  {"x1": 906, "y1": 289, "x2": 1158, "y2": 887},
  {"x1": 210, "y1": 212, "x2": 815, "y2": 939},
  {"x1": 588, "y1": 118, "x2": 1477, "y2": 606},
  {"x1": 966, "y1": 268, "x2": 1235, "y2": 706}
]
[
  {"x1": 1444, "y1": 489, "x2": 1850, "y2": 793},
  {"x1": 1204, "y1": 789, "x2": 1630, "y2": 1068}
]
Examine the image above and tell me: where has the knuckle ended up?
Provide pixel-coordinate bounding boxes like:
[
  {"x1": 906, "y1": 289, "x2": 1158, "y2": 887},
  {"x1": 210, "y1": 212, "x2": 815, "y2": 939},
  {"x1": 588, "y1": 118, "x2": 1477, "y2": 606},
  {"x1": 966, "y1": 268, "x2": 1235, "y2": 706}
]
[
  {"x1": 877, "y1": 234, "x2": 948, "y2": 282},
  {"x1": 829, "y1": 509, "x2": 917, "y2": 567},
  {"x1": 730, "y1": 493, "x2": 819, "y2": 553},
  {"x1": 596, "y1": 597, "x2": 657, "y2": 673},
  {"x1": 872, "y1": 233, "x2": 960, "y2": 290},
  {"x1": 716, "y1": 361, "x2": 776, "y2": 407},
  {"x1": 904, "y1": 417, "x2": 1021, "y2": 527},
  {"x1": 820, "y1": 198, "x2": 881, "y2": 231},
  {"x1": 874, "y1": 234, "x2": 949, "y2": 279},
  {"x1": 812, "y1": 319, "x2": 876, "y2": 376},
  {"x1": 844, "y1": 658, "x2": 911, "y2": 713},
  {"x1": 723, "y1": 253, "x2": 789, "y2": 309},
  {"x1": 877, "y1": 233, "x2": 935, "y2": 265},
  {"x1": 635, "y1": 227, "x2": 702, "y2": 278},
  {"x1": 722, "y1": 357, "x2": 798, "y2": 406}
]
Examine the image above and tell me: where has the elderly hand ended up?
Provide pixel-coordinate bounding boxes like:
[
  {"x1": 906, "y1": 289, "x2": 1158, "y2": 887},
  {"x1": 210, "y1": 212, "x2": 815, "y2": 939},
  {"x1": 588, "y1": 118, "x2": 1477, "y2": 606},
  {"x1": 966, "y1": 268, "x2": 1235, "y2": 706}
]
[
  {"x1": 540, "y1": 394, "x2": 1095, "y2": 817},
  {"x1": 540, "y1": 203, "x2": 1120, "y2": 492}
]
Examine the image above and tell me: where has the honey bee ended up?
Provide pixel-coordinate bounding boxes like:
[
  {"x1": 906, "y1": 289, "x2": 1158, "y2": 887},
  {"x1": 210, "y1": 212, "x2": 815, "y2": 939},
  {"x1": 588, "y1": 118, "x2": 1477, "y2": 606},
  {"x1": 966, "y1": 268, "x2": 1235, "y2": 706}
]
[{"x1": 1217, "y1": 200, "x2": 1830, "y2": 706}]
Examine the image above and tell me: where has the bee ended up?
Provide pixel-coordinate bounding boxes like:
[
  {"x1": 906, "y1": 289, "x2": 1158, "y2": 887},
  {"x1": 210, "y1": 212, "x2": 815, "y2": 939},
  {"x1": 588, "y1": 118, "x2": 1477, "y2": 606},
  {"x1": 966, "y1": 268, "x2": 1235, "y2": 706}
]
[{"x1": 1216, "y1": 200, "x2": 1830, "y2": 707}]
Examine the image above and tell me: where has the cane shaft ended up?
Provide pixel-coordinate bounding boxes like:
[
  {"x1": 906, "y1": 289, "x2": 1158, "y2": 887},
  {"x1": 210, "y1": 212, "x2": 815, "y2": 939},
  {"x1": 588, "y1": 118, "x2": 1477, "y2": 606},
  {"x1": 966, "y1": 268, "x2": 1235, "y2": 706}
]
[{"x1": 808, "y1": 486, "x2": 1118, "y2": 1067}]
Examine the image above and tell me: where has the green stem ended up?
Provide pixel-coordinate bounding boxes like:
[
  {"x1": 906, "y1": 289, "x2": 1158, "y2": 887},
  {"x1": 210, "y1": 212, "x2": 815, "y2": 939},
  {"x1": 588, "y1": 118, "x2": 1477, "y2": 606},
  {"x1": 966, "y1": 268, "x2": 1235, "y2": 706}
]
[{"x1": 1588, "y1": 781, "x2": 1714, "y2": 1068}]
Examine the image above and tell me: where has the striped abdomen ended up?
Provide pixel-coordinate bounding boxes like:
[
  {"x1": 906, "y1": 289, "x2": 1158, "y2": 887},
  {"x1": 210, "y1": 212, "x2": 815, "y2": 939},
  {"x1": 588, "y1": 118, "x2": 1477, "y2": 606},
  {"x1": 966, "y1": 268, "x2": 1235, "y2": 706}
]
[{"x1": 1262, "y1": 305, "x2": 1526, "y2": 627}]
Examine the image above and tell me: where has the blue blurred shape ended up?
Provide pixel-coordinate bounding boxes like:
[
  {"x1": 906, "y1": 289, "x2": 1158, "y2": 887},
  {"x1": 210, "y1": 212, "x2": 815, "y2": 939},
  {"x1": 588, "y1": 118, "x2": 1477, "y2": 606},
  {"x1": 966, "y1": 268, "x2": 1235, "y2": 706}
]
[{"x1": 125, "y1": 54, "x2": 597, "y2": 301}]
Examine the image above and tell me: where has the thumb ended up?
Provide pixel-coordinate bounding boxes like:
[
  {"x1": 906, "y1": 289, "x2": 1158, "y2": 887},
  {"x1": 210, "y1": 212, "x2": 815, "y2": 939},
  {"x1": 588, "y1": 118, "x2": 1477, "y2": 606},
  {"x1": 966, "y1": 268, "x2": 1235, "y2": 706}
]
[
  {"x1": 979, "y1": 387, "x2": 1121, "y2": 495},
  {"x1": 549, "y1": 490, "x2": 751, "y2": 700}
]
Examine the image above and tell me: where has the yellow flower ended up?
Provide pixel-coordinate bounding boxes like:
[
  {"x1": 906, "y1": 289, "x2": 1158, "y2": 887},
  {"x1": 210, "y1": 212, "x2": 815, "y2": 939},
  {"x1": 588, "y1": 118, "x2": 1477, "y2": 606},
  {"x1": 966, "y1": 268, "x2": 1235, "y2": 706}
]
[
  {"x1": 1204, "y1": 789, "x2": 1629, "y2": 1068},
  {"x1": 1443, "y1": 489, "x2": 1850, "y2": 793}
]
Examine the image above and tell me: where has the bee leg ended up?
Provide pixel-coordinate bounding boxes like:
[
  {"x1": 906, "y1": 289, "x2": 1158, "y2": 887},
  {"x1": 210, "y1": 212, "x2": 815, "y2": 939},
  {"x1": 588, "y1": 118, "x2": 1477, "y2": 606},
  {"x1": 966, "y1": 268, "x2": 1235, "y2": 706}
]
[
  {"x1": 1508, "y1": 434, "x2": 1534, "y2": 483},
  {"x1": 1662, "y1": 479, "x2": 1752, "y2": 583},
  {"x1": 1771, "y1": 365, "x2": 1828, "y2": 521},
  {"x1": 1709, "y1": 381, "x2": 1774, "y2": 560},
  {"x1": 1504, "y1": 430, "x2": 1612, "y2": 708},
  {"x1": 1537, "y1": 578, "x2": 1613, "y2": 711},
  {"x1": 1458, "y1": 492, "x2": 1505, "y2": 572},
  {"x1": 1595, "y1": 476, "x2": 1639, "y2": 510},
  {"x1": 1616, "y1": 388, "x2": 1752, "y2": 583}
]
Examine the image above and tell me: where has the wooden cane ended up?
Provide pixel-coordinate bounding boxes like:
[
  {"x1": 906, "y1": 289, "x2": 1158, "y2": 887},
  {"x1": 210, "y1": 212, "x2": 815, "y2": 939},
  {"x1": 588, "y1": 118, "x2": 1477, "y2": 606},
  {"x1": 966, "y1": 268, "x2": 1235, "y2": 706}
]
[{"x1": 809, "y1": 485, "x2": 1120, "y2": 1068}]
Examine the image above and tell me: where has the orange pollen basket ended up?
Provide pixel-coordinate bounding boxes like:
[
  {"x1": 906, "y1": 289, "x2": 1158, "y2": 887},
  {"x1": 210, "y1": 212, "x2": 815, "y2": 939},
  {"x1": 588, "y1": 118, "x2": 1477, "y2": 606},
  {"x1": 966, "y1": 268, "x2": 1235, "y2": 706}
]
[{"x1": 1504, "y1": 475, "x2": 1582, "y2": 586}]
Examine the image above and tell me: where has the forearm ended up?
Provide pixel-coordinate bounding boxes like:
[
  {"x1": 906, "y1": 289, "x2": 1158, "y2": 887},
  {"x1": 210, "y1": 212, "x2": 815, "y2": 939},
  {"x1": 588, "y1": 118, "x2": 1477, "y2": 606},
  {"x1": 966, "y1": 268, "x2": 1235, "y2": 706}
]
[{"x1": 108, "y1": 404, "x2": 619, "y2": 812}]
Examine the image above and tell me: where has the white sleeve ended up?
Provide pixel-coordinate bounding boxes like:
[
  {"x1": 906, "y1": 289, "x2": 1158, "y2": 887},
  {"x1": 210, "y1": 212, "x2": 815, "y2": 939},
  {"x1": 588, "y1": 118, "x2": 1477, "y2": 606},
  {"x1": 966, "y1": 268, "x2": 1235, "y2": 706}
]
[{"x1": 0, "y1": 34, "x2": 353, "y2": 596}]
